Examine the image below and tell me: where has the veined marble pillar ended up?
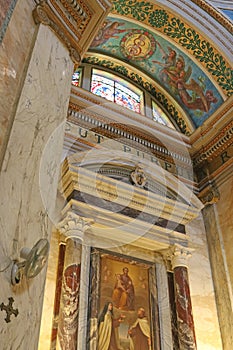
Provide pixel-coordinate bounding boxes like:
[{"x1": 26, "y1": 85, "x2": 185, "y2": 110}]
[
  {"x1": 51, "y1": 242, "x2": 66, "y2": 350},
  {"x1": 170, "y1": 244, "x2": 196, "y2": 350},
  {"x1": 54, "y1": 212, "x2": 92, "y2": 350}
]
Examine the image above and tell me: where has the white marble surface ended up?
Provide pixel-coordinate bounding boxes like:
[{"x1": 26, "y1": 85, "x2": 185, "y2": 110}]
[
  {"x1": 187, "y1": 214, "x2": 223, "y2": 350},
  {"x1": 202, "y1": 175, "x2": 233, "y2": 350},
  {"x1": 156, "y1": 262, "x2": 173, "y2": 350},
  {"x1": 0, "y1": 23, "x2": 73, "y2": 349},
  {"x1": 0, "y1": 0, "x2": 36, "y2": 165},
  {"x1": 216, "y1": 176, "x2": 233, "y2": 297}
]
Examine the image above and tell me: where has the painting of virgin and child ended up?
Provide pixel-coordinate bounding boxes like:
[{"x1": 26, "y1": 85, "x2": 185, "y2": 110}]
[{"x1": 96, "y1": 255, "x2": 156, "y2": 350}]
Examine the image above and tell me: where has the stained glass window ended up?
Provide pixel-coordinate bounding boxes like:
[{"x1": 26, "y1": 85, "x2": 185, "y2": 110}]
[
  {"x1": 91, "y1": 69, "x2": 144, "y2": 114},
  {"x1": 152, "y1": 100, "x2": 175, "y2": 129},
  {"x1": 72, "y1": 68, "x2": 82, "y2": 87}
]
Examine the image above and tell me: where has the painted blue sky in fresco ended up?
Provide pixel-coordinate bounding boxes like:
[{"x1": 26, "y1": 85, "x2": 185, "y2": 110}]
[{"x1": 89, "y1": 17, "x2": 224, "y2": 128}]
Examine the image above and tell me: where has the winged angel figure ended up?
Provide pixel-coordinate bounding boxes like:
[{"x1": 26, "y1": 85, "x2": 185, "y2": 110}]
[{"x1": 153, "y1": 46, "x2": 217, "y2": 113}]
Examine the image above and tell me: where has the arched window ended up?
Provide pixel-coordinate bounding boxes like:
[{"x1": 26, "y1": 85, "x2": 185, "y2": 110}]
[
  {"x1": 71, "y1": 66, "x2": 177, "y2": 131},
  {"x1": 90, "y1": 69, "x2": 144, "y2": 114},
  {"x1": 152, "y1": 101, "x2": 175, "y2": 129},
  {"x1": 72, "y1": 68, "x2": 83, "y2": 87}
]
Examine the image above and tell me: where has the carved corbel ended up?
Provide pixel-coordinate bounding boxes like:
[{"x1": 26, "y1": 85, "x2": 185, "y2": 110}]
[{"x1": 198, "y1": 183, "x2": 220, "y2": 206}]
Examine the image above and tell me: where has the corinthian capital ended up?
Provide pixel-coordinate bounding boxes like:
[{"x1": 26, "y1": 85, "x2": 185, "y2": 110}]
[
  {"x1": 169, "y1": 244, "x2": 194, "y2": 269},
  {"x1": 56, "y1": 211, "x2": 93, "y2": 241}
]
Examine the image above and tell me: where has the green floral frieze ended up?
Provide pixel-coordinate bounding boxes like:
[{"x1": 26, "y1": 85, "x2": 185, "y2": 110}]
[
  {"x1": 112, "y1": 0, "x2": 233, "y2": 96},
  {"x1": 164, "y1": 18, "x2": 233, "y2": 96},
  {"x1": 113, "y1": 0, "x2": 154, "y2": 21},
  {"x1": 83, "y1": 56, "x2": 190, "y2": 135}
]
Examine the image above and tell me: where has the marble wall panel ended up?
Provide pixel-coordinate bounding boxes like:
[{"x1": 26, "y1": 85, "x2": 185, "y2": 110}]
[
  {"x1": 0, "y1": 23, "x2": 74, "y2": 349},
  {"x1": 38, "y1": 230, "x2": 60, "y2": 350},
  {"x1": 156, "y1": 263, "x2": 173, "y2": 350},
  {"x1": 0, "y1": 0, "x2": 36, "y2": 168},
  {"x1": 186, "y1": 214, "x2": 223, "y2": 350},
  {"x1": 216, "y1": 176, "x2": 233, "y2": 292},
  {"x1": 202, "y1": 174, "x2": 233, "y2": 350}
]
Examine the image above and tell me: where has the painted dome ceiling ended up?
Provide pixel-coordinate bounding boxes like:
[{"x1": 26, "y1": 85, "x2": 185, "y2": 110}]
[{"x1": 83, "y1": 0, "x2": 233, "y2": 135}]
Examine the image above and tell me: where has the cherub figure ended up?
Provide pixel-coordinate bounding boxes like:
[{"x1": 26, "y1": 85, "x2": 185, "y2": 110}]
[{"x1": 91, "y1": 20, "x2": 127, "y2": 47}]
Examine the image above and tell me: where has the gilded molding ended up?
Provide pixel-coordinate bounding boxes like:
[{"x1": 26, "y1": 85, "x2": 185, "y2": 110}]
[
  {"x1": 193, "y1": 121, "x2": 233, "y2": 166},
  {"x1": 33, "y1": 0, "x2": 111, "y2": 63},
  {"x1": 191, "y1": 0, "x2": 233, "y2": 33},
  {"x1": 191, "y1": 101, "x2": 233, "y2": 143},
  {"x1": 67, "y1": 104, "x2": 192, "y2": 167},
  {"x1": 112, "y1": 0, "x2": 233, "y2": 95},
  {"x1": 33, "y1": 3, "x2": 81, "y2": 64},
  {"x1": 198, "y1": 184, "x2": 220, "y2": 206}
]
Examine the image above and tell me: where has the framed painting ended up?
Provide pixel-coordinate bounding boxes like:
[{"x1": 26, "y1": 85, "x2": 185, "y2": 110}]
[{"x1": 88, "y1": 249, "x2": 160, "y2": 350}]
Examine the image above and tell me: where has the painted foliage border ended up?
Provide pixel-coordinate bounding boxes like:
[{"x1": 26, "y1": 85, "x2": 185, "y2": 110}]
[
  {"x1": 87, "y1": 249, "x2": 161, "y2": 350},
  {"x1": 111, "y1": 0, "x2": 233, "y2": 96}
]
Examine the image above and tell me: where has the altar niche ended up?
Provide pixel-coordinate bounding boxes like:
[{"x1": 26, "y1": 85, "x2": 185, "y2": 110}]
[{"x1": 87, "y1": 250, "x2": 160, "y2": 350}]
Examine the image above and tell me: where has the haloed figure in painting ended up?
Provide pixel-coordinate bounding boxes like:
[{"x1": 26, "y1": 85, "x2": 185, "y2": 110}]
[
  {"x1": 112, "y1": 267, "x2": 135, "y2": 311},
  {"x1": 128, "y1": 308, "x2": 151, "y2": 350},
  {"x1": 98, "y1": 302, "x2": 125, "y2": 350}
]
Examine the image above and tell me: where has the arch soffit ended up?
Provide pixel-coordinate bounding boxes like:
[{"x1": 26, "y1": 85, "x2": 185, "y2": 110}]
[{"x1": 85, "y1": 0, "x2": 233, "y2": 134}]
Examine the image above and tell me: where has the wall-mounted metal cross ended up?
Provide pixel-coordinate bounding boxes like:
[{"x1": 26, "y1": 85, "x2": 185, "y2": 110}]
[{"x1": 0, "y1": 297, "x2": 19, "y2": 323}]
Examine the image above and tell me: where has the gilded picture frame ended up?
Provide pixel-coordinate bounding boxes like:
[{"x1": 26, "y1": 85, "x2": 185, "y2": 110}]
[{"x1": 87, "y1": 249, "x2": 160, "y2": 350}]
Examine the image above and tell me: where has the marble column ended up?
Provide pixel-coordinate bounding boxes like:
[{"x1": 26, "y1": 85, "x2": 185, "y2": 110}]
[
  {"x1": 0, "y1": 14, "x2": 74, "y2": 350},
  {"x1": 51, "y1": 241, "x2": 66, "y2": 350},
  {"x1": 55, "y1": 212, "x2": 93, "y2": 350},
  {"x1": 170, "y1": 244, "x2": 196, "y2": 350}
]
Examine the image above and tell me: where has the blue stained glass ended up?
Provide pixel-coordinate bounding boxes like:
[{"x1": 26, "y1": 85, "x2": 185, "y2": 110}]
[
  {"x1": 91, "y1": 74, "x2": 114, "y2": 101},
  {"x1": 91, "y1": 69, "x2": 143, "y2": 113},
  {"x1": 115, "y1": 89, "x2": 140, "y2": 112},
  {"x1": 152, "y1": 101, "x2": 175, "y2": 129},
  {"x1": 115, "y1": 82, "x2": 140, "y2": 102},
  {"x1": 72, "y1": 68, "x2": 82, "y2": 87}
]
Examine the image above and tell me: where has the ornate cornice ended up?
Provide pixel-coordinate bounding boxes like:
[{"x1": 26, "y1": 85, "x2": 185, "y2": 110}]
[
  {"x1": 33, "y1": 0, "x2": 111, "y2": 63},
  {"x1": 33, "y1": 4, "x2": 80, "y2": 64},
  {"x1": 67, "y1": 102, "x2": 192, "y2": 167},
  {"x1": 191, "y1": 0, "x2": 233, "y2": 33},
  {"x1": 191, "y1": 100, "x2": 233, "y2": 143},
  {"x1": 193, "y1": 120, "x2": 233, "y2": 166},
  {"x1": 60, "y1": 162, "x2": 202, "y2": 227}
]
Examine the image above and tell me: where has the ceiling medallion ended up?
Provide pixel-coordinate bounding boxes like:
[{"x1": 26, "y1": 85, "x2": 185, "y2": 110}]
[{"x1": 120, "y1": 29, "x2": 156, "y2": 61}]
